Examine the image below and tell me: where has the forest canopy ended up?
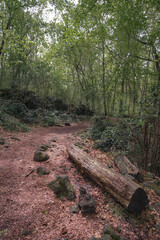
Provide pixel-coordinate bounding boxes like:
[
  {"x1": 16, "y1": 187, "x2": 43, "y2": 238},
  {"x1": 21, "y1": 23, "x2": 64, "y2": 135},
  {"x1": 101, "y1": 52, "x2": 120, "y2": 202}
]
[{"x1": 0, "y1": 0, "x2": 160, "y2": 173}]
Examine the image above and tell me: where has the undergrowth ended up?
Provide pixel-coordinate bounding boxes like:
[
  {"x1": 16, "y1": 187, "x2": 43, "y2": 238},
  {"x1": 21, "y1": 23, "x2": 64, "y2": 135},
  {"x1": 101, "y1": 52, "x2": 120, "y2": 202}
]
[{"x1": 88, "y1": 115, "x2": 142, "y2": 155}]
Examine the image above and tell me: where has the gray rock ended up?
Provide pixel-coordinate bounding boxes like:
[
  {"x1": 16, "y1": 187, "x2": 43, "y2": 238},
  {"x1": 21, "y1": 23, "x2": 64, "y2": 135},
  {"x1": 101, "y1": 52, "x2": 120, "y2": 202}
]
[
  {"x1": 36, "y1": 167, "x2": 50, "y2": 176},
  {"x1": 47, "y1": 175, "x2": 76, "y2": 201},
  {"x1": 78, "y1": 187, "x2": 95, "y2": 214},
  {"x1": 22, "y1": 229, "x2": 30, "y2": 236},
  {"x1": 33, "y1": 151, "x2": 50, "y2": 162},
  {"x1": 70, "y1": 204, "x2": 79, "y2": 213}
]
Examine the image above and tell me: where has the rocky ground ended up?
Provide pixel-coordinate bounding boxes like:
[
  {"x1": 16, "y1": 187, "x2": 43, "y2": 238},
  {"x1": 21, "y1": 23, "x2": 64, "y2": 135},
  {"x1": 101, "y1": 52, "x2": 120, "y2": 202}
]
[{"x1": 0, "y1": 122, "x2": 160, "y2": 240}]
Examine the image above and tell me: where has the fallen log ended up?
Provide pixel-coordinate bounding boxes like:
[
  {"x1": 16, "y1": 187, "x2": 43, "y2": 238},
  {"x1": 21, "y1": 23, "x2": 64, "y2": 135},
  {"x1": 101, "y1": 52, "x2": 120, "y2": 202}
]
[
  {"x1": 114, "y1": 154, "x2": 144, "y2": 183},
  {"x1": 67, "y1": 144, "x2": 149, "y2": 215}
]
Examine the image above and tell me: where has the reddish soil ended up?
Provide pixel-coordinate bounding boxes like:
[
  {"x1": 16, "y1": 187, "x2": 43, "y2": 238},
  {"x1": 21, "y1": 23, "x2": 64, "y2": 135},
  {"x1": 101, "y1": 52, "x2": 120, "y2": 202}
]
[{"x1": 0, "y1": 122, "x2": 160, "y2": 240}]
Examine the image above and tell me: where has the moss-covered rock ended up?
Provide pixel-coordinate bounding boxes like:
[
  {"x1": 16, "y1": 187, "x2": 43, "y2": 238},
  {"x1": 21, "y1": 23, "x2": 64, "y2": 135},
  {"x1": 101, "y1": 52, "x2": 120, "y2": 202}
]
[
  {"x1": 47, "y1": 175, "x2": 76, "y2": 201},
  {"x1": 36, "y1": 167, "x2": 50, "y2": 176},
  {"x1": 33, "y1": 151, "x2": 50, "y2": 162}
]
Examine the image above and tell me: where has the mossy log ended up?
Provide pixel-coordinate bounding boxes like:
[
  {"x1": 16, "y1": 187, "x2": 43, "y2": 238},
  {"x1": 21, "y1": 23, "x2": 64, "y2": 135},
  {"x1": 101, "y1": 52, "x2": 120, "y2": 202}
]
[{"x1": 67, "y1": 144, "x2": 149, "y2": 215}]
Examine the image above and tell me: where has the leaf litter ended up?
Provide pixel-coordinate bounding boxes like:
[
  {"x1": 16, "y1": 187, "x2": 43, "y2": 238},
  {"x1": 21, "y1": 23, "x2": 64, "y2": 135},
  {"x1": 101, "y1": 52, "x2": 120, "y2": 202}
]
[{"x1": 0, "y1": 122, "x2": 160, "y2": 240}]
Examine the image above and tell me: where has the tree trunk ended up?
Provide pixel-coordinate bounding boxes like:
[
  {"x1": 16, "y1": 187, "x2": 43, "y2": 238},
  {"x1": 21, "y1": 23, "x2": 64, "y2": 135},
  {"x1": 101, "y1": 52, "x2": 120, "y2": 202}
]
[
  {"x1": 102, "y1": 41, "x2": 107, "y2": 115},
  {"x1": 67, "y1": 145, "x2": 149, "y2": 215}
]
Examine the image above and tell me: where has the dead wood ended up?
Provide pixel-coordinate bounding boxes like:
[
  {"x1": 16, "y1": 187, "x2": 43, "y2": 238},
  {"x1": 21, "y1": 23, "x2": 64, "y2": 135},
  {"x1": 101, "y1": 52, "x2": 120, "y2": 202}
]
[
  {"x1": 25, "y1": 169, "x2": 34, "y2": 177},
  {"x1": 114, "y1": 154, "x2": 144, "y2": 182},
  {"x1": 67, "y1": 144, "x2": 149, "y2": 215}
]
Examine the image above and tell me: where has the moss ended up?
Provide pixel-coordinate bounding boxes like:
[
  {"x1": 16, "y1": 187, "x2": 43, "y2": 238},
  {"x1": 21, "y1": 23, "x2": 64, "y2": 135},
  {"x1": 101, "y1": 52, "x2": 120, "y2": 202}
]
[{"x1": 47, "y1": 175, "x2": 76, "y2": 201}]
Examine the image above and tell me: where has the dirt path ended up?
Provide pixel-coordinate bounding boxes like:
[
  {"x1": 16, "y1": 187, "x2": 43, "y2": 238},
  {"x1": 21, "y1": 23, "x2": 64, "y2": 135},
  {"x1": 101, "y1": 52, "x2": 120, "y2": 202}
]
[{"x1": 0, "y1": 122, "x2": 159, "y2": 240}]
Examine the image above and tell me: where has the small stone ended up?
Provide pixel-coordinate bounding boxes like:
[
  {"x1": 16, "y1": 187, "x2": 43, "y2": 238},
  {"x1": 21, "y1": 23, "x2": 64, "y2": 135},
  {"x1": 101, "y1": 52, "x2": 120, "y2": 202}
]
[
  {"x1": 61, "y1": 226, "x2": 67, "y2": 235},
  {"x1": 79, "y1": 186, "x2": 87, "y2": 195},
  {"x1": 50, "y1": 137, "x2": 57, "y2": 142},
  {"x1": 52, "y1": 168, "x2": 55, "y2": 171},
  {"x1": 79, "y1": 190, "x2": 96, "y2": 214},
  {"x1": 22, "y1": 229, "x2": 30, "y2": 236},
  {"x1": 37, "y1": 167, "x2": 50, "y2": 176},
  {"x1": 33, "y1": 151, "x2": 50, "y2": 162},
  {"x1": 65, "y1": 122, "x2": 70, "y2": 126},
  {"x1": 108, "y1": 162, "x2": 113, "y2": 168},
  {"x1": 70, "y1": 204, "x2": 79, "y2": 213},
  {"x1": 101, "y1": 214, "x2": 107, "y2": 220},
  {"x1": 84, "y1": 149, "x2": 90, "y2": 153},
  {"x1": 38, "y1": 144, "x2": 49, "y2": 152},
  {"x1": 59, "y1": 165, "x2": 67, "y2": 170}
]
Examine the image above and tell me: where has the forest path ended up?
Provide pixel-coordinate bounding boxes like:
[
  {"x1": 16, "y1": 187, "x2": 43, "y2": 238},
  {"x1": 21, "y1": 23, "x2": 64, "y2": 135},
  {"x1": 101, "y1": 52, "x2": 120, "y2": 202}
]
[{"x1": 0, "y1": 122, "x2": 159, "y2": 240}]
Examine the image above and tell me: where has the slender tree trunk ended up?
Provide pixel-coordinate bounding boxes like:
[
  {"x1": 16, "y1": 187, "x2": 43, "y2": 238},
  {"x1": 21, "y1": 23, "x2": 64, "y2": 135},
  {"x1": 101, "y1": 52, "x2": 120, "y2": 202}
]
[{"x1": 102, "y1": 41, "x2": 107, "y2": 115}]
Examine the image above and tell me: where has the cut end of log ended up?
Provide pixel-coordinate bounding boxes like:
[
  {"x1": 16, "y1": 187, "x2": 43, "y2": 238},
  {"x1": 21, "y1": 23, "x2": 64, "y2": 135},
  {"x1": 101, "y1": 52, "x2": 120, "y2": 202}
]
[{"x1": 127, "y1": 188, "x2": 149, "y2": 214}]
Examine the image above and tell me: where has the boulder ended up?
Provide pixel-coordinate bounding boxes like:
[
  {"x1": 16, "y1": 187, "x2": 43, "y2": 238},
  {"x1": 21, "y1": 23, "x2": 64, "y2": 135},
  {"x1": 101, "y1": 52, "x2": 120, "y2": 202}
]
[
  {"x1": 33, "y1": 151, "x2": 50, "y2": 162},
  {"x1": 78, "y1": 187, "x2": 96, "y2": 214},
  {"x1": 47, "y1": 175, "x2": 76, "y2": 201}
]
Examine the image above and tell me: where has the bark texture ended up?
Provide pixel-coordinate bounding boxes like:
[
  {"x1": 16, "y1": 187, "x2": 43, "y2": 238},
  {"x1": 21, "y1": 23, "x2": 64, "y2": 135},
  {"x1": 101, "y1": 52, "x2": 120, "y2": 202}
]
[
  {"x1": 114, "y1": 154, "x2": 144, "y2": 182},
  {"x1": 67, "y1": 144, "x2": 149, "y2": 215}
]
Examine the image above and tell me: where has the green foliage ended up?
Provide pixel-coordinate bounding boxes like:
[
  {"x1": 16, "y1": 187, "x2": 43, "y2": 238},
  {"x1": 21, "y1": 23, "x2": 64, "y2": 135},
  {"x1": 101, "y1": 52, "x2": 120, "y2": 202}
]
[
  {"x1": 88, "y1": 115, "x2": 111, "y2": 140},
  {"x1": 21, "y1": 108, "x2": 61, "y2": 126},
  {"x1": 0, "y1": 112, "x2": 29, "y2": 132},
  {"x1": 88, "y1": 116, "x2": 141, "y2": 153},
  {"x1": 6, "y1": 102, "x2": 28, "y2": 119}
]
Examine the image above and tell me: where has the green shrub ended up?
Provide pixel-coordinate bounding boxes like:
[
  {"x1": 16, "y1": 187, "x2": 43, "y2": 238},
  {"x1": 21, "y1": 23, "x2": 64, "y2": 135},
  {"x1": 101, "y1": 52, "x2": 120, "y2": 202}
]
[
  {"x1": 88, "y1": 115, "x2": 132, "y2": 152},
  {"x1": 0, "y1": 112, "x2": 29, "y2": 132},
  {"x1": 88, "y1": 115, "x2": 108, "y2": 140},
  {"x1": 6, "y1": 102, "x2": 28, "y2": 119}
]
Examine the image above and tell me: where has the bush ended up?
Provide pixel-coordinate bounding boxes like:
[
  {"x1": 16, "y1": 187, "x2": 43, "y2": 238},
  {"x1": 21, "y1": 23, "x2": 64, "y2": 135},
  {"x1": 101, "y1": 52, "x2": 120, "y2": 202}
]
[
  {"x1": 88, "y1": 115, "x2": 131, "y2": 152},
  {"x1": 0, "y1": 112, "x2": 29, "y2": 132},
  {"x1": 22, "y1": 108, "x2": 60, "y2": 126},
  {"x1": 88, "y1": 115, "x2": 114, "y2": 140},
  {"x1": 59, "y1": 113, "x2": 72, "y2": 123},
  {"x1": 6, "y1": 102, "x2": 28, "y2": 119}
]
